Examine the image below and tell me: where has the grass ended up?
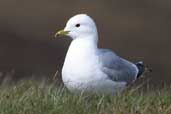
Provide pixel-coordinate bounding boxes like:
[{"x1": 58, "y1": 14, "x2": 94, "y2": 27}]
[{"x1": 0, "y1": 80, "x2": 171, "y2": 114}]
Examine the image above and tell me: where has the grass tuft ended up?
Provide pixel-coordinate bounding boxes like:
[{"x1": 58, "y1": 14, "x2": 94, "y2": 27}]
[{"x1": 0, "y1": 80, "x2": 171, "y2": 114}]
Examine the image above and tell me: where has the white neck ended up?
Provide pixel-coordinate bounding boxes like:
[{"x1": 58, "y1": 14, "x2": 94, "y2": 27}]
[
  {"x1": 73, "y1": 36, "x2": 98, "y2": 50},
  {"x1": 62, "y1": 35, "x2": 99, "y2": 80}
]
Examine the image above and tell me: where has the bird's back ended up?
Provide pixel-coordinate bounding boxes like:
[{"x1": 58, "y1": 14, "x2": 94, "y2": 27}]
[{"x1": 97, "y1": 49, "x2": 139, "y2": 85}]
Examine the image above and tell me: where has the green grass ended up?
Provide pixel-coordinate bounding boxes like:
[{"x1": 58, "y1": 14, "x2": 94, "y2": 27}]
[{"x1": 0, "y1": 80, "x2": 171, "y2": 114}]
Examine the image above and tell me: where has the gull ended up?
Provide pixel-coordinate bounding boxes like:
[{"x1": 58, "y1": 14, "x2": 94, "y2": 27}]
[{"x1": 55, "y1": 14, "x2": 145, "y2": 95}]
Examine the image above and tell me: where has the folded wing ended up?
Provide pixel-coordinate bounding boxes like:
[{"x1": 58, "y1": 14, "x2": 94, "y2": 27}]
[{"x1": 98, "y1": 49, "x2": 138, "y2": 85}]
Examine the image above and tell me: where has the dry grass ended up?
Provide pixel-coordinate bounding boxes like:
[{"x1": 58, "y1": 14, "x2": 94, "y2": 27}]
[{"x1": 0, "y1": 80, "x2": 170, "y2": 114}]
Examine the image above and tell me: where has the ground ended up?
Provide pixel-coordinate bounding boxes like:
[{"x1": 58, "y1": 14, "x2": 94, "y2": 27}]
[{"x1": 0, "y1": 80, "x2": 171, "y2": 114}]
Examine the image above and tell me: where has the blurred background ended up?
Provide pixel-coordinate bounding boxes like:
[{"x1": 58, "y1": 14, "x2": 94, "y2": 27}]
[{"x1": 0, "y1": 0, "x2": 171, "y2": 87}]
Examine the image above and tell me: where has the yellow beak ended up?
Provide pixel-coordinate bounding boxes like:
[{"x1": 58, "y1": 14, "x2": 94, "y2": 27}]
[{"x1": 54, "y1": 29, "x2": 70, "y2": 37}]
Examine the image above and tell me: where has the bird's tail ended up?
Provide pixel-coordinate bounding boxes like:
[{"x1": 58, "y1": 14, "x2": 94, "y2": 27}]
[{"x1": 135, "y1": 61, "x2": 152, "y2": 78}]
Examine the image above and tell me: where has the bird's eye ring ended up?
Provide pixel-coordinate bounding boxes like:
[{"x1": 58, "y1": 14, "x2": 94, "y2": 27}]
[{"x1": 75, "y1": 24, "x2": 80, "y2": 27}]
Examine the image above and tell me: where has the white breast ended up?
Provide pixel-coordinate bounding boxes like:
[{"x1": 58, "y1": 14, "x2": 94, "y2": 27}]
[{"x1": 62, "y1": 39, "x2": 105, "y2": 91}]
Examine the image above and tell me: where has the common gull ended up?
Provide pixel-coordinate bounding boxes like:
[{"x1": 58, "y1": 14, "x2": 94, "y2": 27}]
[{"x1": 55, "y1": 14, "x2": 145, "y2": 95}]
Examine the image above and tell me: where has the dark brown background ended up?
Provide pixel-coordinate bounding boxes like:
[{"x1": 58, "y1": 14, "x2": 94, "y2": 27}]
[{"x1": 0, "y1": 0, "x2": 171, "y2": 86}]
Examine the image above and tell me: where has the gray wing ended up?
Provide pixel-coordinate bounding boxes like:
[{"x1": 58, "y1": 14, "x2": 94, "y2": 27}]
[{"x1": 98, "y1": 49, "x2": 138, "y2": 84}]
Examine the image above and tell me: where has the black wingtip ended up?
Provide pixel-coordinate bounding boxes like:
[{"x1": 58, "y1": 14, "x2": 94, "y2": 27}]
[{"x1": 136, "y1": 61, "x2": 145, "y2": 78}]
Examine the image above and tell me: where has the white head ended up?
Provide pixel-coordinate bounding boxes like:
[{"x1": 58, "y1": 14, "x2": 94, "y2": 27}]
[{"x1": 55, "y1": 14, "x2": 98, "y2": 42}]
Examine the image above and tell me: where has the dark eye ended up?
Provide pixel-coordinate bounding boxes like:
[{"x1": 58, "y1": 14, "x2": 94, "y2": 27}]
[{"x1": 75, "y1": 24, "x2": 80, "y2": 27}]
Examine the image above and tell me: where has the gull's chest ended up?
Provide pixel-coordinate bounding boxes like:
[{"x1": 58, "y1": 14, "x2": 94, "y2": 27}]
[
  {"x1": 63, "y1": 44, "x2": 98, "y2": 75},
  {"x1": 62, "y1": 40, "x2": 101, "y2": 81}
]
